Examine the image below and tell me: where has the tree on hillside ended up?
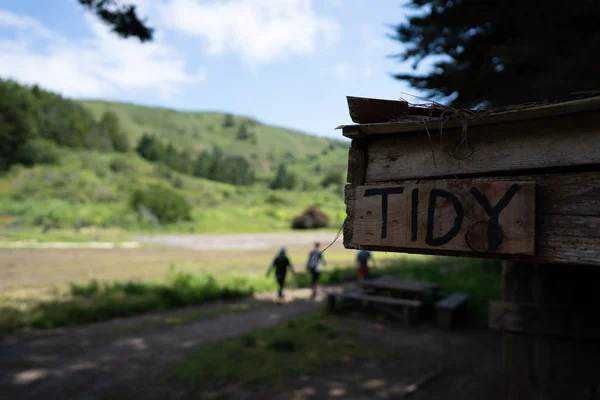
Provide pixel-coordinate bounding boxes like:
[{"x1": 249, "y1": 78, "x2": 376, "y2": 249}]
[
  {"x1": 178, "y1": 150, "x2": 193, "y2": 175},
  {"x1": 78, "y1": 0, "x2": 153, "y2": 42},
  {"x1": 111, "y1": 129, "x2": 130, "y2": 153},
  {"x1": 193, "y1": 150, "x2": 212, "y2": 178},
  {"x1": 99, "y1": 111, "x2": 129, "y2": 152},
  {"x1": 164, "y1": 142, "x2": 179, "y2": 170},
  {"x1": 0, "y1": 79, "x2": 36, "y2": 170},
  {"x1": 390, "y1": 0, "x2": 600, "y2": 108},
  {"x1": 321, "y1": 171, "x2": 343, "y2": 188},
  {"x1": 209, "y1": 146, "x2": 225, "y2": 181},
  {"x1": 225, "y1": 156, "x2": 255, "y2": 186},
  {"x1": 235, "y1": 123, "x2": 257, "y2": 144},
  {"x1": 223, "y1": 114, "x2": 235, "y2": 128},
  {"x1": 136, "y1": 134, "x2": 164, "y2": 162},
  {"x1": 270, "y1": 164, "x2": 297, "y2": 190}
]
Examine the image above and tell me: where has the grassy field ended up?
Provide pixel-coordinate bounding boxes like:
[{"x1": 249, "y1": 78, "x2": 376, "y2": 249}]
[
  {"x1": 0, "y1": 239, "x2": 501, "y2": 334},
  {"x1": 0, "y1": 150, "x2": 347, "y2": 234}
]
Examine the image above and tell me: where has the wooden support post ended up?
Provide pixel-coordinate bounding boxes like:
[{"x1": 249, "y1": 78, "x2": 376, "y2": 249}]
[{"x1": 497, "y1": 261, "x2": 600, "y2": 399}]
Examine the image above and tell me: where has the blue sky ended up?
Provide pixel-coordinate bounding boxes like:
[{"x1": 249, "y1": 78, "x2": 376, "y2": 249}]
[{"x1": 0, "y1": 0, "x2": 428, "y2": 139}]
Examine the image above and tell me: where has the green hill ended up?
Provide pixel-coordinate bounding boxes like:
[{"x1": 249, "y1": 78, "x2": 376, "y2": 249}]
[
  {"x1": 0, "y1": 79, "x2": 349, "y2": 236},
  {"x1": 79, "y1": 100, "x2": 349, "y2": 181}
]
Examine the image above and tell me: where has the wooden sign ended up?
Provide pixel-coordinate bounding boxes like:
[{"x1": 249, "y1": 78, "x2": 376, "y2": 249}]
[{"x1": 349, "y1": 180, "x2": 535, "y2": 256}]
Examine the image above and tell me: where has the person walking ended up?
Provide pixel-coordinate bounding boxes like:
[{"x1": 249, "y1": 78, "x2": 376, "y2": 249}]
[
  {"x1": 266, "y1": 246, "x2": 295, "y2": 303},
  {"x1": 356, "y1": 249, "x2": 374, "y2": 285},
  {"x1": 306, "y1": 242, "x2": 326, "y2": 300}
]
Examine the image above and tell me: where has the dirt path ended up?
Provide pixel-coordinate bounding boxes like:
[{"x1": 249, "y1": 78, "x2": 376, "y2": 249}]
[
  {"x1": 0, "y1": 286, "x2": 348, "y2": 400},
  {"x1": 132, "y1": 232, "x2": 341, "y2": 250}
]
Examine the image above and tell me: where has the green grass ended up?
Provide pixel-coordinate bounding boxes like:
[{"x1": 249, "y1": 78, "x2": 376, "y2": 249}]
[
  {"x1": 371, "y1": 257, "x2": 502, "y2": 325},
  {"x1": 0, "y1": 254, "x2": 501, "y2": 335},
  {"x1": 0, "y1": 149, "x2": 347, "y2": 234},
  {"x1": 169, "y1": 310, "x2": 383, "y2": 388},
  {"x1": 0, "y1": 269, "x2": 256, "y2": 334}
]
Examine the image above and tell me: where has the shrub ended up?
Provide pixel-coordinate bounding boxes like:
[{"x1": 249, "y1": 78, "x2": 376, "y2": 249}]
[
  {"x1": 31, "y1": 199, "x2": 74, "y2": 231},
  {"x1": 130, "y1": 184, "x2": 192, "y2": 224},
  {"x1": 109, "y1": 157, "x2": 135, "y2": 174},
  {"x1": 172, "y1": 176, "x2": 184, "y2": 189},
  {"x1": 16, "y1": 139, "x2": 60, "y2": 166},
  {"x1": 320, "y1": 171, "x2": 343, "y2": 188},
  {"x1": 264, "y1": 193, "x2": 286, "y2": 205}
]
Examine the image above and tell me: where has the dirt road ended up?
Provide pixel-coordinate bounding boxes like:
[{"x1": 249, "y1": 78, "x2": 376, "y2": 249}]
[
  {"x1": 132, "y1": 232, "x2": 342, "y2": 250},
  {"x1": 0, "y1": 282, "x2": 500, "y2": 400},
  {"x1": 0, "y1": 286, "x2": 347, "y2": 400}
]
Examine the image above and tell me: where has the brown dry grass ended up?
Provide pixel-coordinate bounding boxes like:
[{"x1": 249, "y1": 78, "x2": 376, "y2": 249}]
[{"x1": 0, "y1": 241, "x2": 410, "y2": 304}]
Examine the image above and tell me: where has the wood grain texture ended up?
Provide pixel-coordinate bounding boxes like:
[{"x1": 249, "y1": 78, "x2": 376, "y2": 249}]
[
  {"x1": 489, "y1": 300, "x2": 600, "y2": 340},
  {"x1": 341, "y1": 95, "x2": 600, "y2": 139},
  {"x1": 344, "y1": 172, "x2": 600, "y2": 265},
  {"x1": 503, "y1": 333, "x2": 600, "y2": 384},
  {"x1": 501, "y1": 263, "x2": 600, "y2": 393},
  {"x1": 350, "y1": 180, "x2": 535, "y2": 256},
  {"x1": 346, "y1": 139, "x2": 367, "y2": 185},
  {"x1": 343, "y1": 184, "x2": 355, "y2": 247},
  {"x1": 502, "y1": 384, "x2": 599, "y2": 400},
  {"x1": 347, "y1": 96, "x2": 410, "y2": 124},
  {"x1": 364, "y1": 110, "x2": 600, "y2": 182}
]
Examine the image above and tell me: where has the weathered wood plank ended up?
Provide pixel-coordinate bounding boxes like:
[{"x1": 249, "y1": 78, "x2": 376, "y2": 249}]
[
  {"x1": 347, "y1": 139, "x2": 367, "y2": 185},
  {"x1": 489, "y1": 300, "x2": 600, "y2": 340},
  {"x1": 342, "y1": 95, "x2": 600, "y2": 139},
  {"x1": 502, "y1": 322, "x2": 600, "y2": 385},
  {"x1": 501, "y1": 263, "x2": 600, "y2": 391},
  {"x1": 342, "y1": 292, "x2": 423, "y2": 307},
  {"x1": 347, "y1": 96, "x2": 410, "y2": 124},
  {"x1": 344, "y1": 172, "x2": 600, "y2": 265},
  {"x1": 343, "y1": 184, "x2": 355, "y2": 247},
  {"x1": 346, "y1": 216, "x2": 600, "y2": 265},
  {"x1": 350, "y1": 180, "x2": 535, "y2": 256},
  {"x1": 357, "y1": 172, "x2": 600, "y2": 216},
  {"x1": 502, "y1": 384, "x2": 599, "y2": 400},
  {"x1": 364, "y1": 110, "x2": 600, "y2": 182},
  {"x1": 437, "y1": 293, "x2": 469, "y2": 310}
]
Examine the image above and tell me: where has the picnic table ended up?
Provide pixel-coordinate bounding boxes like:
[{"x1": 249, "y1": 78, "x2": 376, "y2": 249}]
[
  {"x1": 328, "y1": 275, "x2": 443, "y2": 325},
  {"x1": 362, "y1": 276, "x2": 441, "y2": 303}
]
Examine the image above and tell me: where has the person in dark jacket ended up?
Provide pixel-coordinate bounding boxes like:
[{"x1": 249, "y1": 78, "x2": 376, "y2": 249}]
[{"x1": 266, "y1": 246, "x2": 295, "y2": 302}]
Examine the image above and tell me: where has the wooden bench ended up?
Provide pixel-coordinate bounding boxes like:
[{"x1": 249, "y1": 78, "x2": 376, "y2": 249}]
[
  {"x1": 435, "y1": 292, "x2": 470, "y2": 328},
  {"x1": 331, "y1": 290, "x2": 423, "y2": 325}
]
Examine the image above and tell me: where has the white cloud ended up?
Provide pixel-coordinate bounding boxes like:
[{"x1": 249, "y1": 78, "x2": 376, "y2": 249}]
[
  {"x1": 0, "y1": 9, "x2": 202, "y2": 99},
  {"x1": 156, "y1": 0, "x2": 340, "y2": 66},
  {"x1": 334, "y1": 62, "x2": 352, "y2": 81},
  {"x1": 325, "y1": 62, "x2": 374, "y2": 81},
  {"x1": 360, "y1": 25, "x2": 385, "y2": 53}
]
